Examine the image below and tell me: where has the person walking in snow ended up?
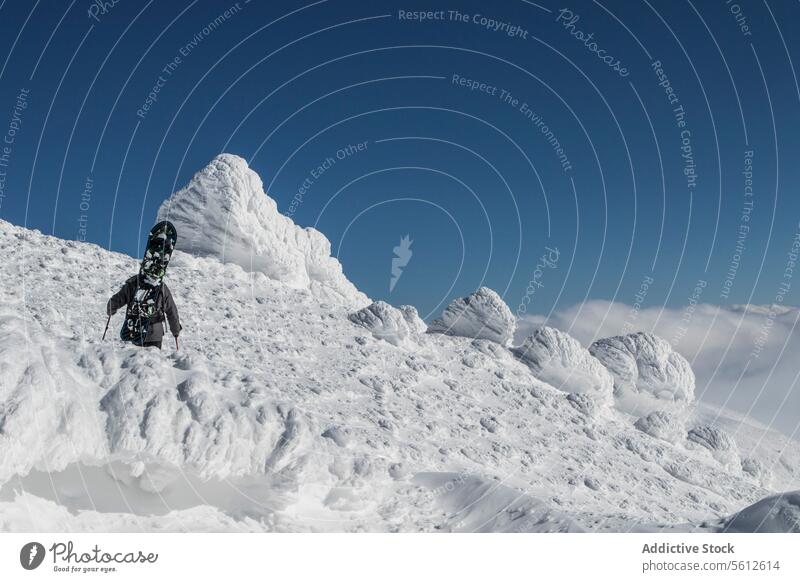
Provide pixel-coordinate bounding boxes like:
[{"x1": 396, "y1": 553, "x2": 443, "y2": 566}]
[
  {"x1": 106, "y1": 221, "x2": 181, "y2": 350},
  {"x1": 107, "y1": 275, "x2": 181, "y2": 349}
]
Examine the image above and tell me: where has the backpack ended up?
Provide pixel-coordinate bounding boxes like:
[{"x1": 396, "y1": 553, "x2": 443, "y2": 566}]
[{"x1": 120, "y1": 281, "x2": 164, "y2": 346}]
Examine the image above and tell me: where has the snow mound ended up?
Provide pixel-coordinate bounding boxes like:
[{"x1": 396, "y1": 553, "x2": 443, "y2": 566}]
[
  {"x1": 157, "y1": 154, "x2": 367, "y2": 307},
  {"x1": 99, "y1": 350, "x2": 313, "y2": 480},
  {"x1": 428, "y1": 287, "x2": 516, "y2": 345},
  {"x1": 566, "y1": 393, "x2": 603, "y2": 417},
  {"x1": 589, "y1": 332, "x2": 695, "y2": 416},
  {"x1": 717, "y1": 491, "x2": 800, "y2": 533},
  {"x1": 741, "y1": 457, "x2": 773, "y2": 487},
  {"x1": 512, "y1": 326, "x2": 613, "y2": 405},
  {"x1": 634, "y1": 411, "x2": 684, "y2": 444},
  {"x1": 687, "y1": 425, "x2": 739, "y2": 465},
  {"x1": 348, "y1": 301, "x2": 426, "y2": 346},
  {"x1": 0, "y1": 306, "x2": 105, "y2": 483}
]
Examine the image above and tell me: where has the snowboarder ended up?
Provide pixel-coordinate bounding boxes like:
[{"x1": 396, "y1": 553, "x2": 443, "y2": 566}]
[
  {"x1": 107, "y1": 275, "x2": 181, "y2": 349},
  {"x1": 106, "y1": 220, "x2": 181, "y2": 349}
]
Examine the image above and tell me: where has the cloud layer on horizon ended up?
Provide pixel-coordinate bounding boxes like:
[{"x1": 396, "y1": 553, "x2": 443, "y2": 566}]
[{"x1": 517, "y1": 300, "x2": 800, "y2": 436}]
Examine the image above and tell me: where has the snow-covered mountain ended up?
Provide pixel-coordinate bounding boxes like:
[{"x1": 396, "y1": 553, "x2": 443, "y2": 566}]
[
  {"x1": 156, "y1": 153, "x2": 367, "y2": 307},
  {"x1": 0, "y1": 154, "x2": 798, "y2": 533}
]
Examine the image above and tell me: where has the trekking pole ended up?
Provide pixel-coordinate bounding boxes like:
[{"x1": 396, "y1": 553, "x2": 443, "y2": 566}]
[
  {"x1": 175, "y1": 336, "x2": 179, "y2": 351},
  {"x1": 102, "y1": 315, "x2": 111, "y2": 340}
]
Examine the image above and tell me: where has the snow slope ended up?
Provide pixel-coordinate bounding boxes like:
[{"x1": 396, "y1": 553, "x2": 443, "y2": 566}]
[{"x1": 0, "y1": 155, "x2": 798, "y2": 532}]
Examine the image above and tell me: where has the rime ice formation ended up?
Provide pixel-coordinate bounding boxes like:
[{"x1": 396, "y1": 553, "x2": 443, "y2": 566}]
[
  {"x1": 687, "y1": 425, "x2": 740, "y2": 466},
  {"x1": 512, "y1": 326, "x2": 613, "y2": 406},
  {"x1": 156, "y1": 153, "x2": 367, "y2": 307},
  {"x1": 428, "y1": 287, "x2": 516, "y2": 345},
  {"x1": 634, "y1": 411, "x2": 685, "y2": 444},
  {"x1": 0, "y1": 156, "x2": 798, "y2": 532},
  {"x1": 349, "y1": 301, "x2": 426, "y2": 346},
  {"x1": 589, "y1": 332, "x2": 695, "y2": 416},
  {"x1": 741, "y1": 457, "x2": 774, "y2": 488}
]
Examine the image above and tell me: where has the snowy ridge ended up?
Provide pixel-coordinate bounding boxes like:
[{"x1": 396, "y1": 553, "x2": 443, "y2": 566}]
[{"x1": 0, "y1": 157, "x2": 798, "y2": 532}]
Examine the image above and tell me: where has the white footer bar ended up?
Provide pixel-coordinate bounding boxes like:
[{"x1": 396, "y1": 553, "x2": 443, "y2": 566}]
[{"x1": 1, "y1": 533, "x2": 797, "y2": 581}]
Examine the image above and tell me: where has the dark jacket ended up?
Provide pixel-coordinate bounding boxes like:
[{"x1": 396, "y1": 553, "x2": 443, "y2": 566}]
[{"x1": 107, "y1": 275, "x2": 181, "y2": 343}]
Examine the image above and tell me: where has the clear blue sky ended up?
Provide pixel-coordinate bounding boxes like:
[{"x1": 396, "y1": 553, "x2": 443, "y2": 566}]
[{"x1": 1, "y1": 0, "x2": 798, "y2": 318}]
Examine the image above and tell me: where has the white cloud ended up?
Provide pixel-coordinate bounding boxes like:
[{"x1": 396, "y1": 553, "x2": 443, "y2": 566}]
[{"x1": 517, "y1": 301, "x2": 800, "y2": 435}]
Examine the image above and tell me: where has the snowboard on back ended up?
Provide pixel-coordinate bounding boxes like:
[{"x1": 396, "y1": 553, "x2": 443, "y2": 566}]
[{"x1": 120, "y1": 221, "x2": 177, "y2": 345}]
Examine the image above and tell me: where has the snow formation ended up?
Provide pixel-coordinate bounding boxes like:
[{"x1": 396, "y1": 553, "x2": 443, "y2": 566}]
[
  {"x1": 156, "y1": 153, "x2": 367, "y2": 307},
  {"x1": 512, "y1": 326, "x2": 613, "y2": 406},
  {"x1": 348, "y1": 301, "x2": 426, "y2": 346},
  {"x1": 0, "y1": 155, "x2": 798, "y2": 533},
  {"x1": 634, "y1": 411, "x2": 685, "y2": 444},
  {"x1": 687, "y1": 425, "x2": 739, "y2": 466},
  {"x1": 589, "y1": 332, "x2": 695, "y2": 416},
  {"x1": 741, "y1": 457, "x2": 773, "y2": 487},
  {"x1": 428, "y1": 286, "x2": 516, "y2": 345}
]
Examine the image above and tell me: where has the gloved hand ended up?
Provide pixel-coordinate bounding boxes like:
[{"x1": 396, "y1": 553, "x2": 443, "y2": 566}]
[{"x1": 106, "y1": 303, "x2": 116, "y2": 316}]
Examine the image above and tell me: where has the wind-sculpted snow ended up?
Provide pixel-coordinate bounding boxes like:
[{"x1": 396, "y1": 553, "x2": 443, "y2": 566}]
[
  {"x1": 0, "y1": 305, "x2": 106, "y2": 483},
  {"x1": 512, "y1": 326, "x2": 613, "y2": 406},
  {"x1": 589, "y1": 332, "x2": 695, "y2": 417},
  {"x1": 99, "y1": 350, "x2": 313, "y2": 480},
  {"x1": 687, "y1": 425, "x2": 739, "y2": 466},
  {"x1": 0, "y1": 215, "x2": 799, "y2": 532},
  {"x1": 634, "y1": 411, "x2": 685, "y2": 444},
  {"x1": 348, "y1": 301, "x2": 426, "y2": 346},
  {"x1": 156, "y1": 154, "x2": 367, "y2": 307},
  {"x1": 428, "y1": 287, "x2": 516, "y2": 345},
  {"x1": 741, "y1": 457, "x2": 773, "y2": 487}
]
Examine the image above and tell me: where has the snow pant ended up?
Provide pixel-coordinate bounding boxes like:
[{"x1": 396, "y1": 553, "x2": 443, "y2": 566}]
[{"x1": 142, "y1": 340, "x2": 162, "y2": 349}]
